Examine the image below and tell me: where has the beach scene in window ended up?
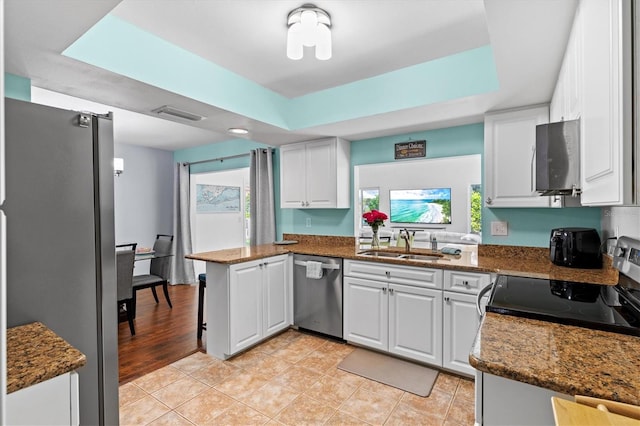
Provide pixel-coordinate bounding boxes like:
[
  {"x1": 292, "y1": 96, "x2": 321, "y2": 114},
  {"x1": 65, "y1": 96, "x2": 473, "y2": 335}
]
[
  {"x1": 390, "y1": 188, "x2": 452, "y2": 224},
  {"x1": 196, "y1": 184, "x2": 241, "y2": 213}
]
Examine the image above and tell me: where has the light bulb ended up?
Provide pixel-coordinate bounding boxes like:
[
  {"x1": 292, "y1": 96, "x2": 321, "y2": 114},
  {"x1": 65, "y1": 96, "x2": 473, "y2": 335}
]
[
  {"x1": 287, "y1": 22, "x2": 303, "y2": 60},
  {"x1": 300, "y1": 10, "x2": 318, "y2": 47},
  {"x1": 315, "y1": 23, "x2": 332, "y2": 60}
]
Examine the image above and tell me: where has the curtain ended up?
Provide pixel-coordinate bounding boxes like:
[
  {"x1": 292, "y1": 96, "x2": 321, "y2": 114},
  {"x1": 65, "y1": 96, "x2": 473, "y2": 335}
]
[
  {"x1": 250, "y1": 148, "x2": 276, "y2": 245},
  {"x1": 171, "y1": 162, "x2": 195, "y2": 284}
]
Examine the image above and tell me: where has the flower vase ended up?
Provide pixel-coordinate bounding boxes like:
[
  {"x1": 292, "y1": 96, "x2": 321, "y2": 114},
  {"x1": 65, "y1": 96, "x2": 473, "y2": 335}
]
[{"x1": 371, "y1": 226, "x2": 380, "y2": 249}]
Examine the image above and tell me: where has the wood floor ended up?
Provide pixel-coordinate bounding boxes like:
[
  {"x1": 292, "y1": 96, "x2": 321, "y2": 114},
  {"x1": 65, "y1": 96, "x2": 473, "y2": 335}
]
[{"x1": 118, "y1": 284, "x2": 204, "y2": 384}]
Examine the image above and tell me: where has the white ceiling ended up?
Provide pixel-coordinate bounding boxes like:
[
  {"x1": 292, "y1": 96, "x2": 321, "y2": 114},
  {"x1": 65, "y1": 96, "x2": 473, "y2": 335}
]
[{"x1": 4, "y1": 0, "x2": 578, "y2": 151}]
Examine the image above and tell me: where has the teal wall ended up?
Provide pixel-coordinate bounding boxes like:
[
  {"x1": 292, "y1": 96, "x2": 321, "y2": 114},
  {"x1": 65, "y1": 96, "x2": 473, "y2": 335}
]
[
  {"x1": 166, "y1": 117, "x2": 601, "y2": 248},
  {"x1": 279, "y1": 122, "x2": 601, "y2": 247},
  {"x1": 5, "y1": 73, "x2": 31, "y2": 101}
]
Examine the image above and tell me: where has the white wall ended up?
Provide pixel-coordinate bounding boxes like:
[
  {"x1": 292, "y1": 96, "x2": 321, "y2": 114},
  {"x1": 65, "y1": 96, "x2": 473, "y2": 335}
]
[
  {"x1": 354, "y1": 155, "x2": 481, "y2": 235},
  {"x1": 601, "y1": 206, "x2": 640, "y2": 251},
  {"x1": 114, "y1": 143, "x2": 174, "y2": 273},
  {"x1": 190, "y1": 168, "x2": 250, "y2": 276}
]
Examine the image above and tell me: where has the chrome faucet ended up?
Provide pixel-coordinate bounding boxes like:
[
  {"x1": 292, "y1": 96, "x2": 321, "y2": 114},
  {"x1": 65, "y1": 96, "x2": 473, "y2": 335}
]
[{"x1": 401, "y1": 228, "x2": 411, "y2": 253}]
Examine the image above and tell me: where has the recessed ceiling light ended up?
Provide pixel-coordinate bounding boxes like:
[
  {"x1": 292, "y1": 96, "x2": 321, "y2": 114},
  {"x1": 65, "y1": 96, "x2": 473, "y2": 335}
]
[{"x1": 228, "y1": 127, "x2": 249, "y2": 135}]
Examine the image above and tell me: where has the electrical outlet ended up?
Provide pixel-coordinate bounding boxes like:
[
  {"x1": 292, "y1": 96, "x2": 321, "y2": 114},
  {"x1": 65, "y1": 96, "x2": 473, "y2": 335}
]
[
  {"x1": 306, "y1": 218, "x2": 312, "y2": 228},
  {"x1": 491, "y1": 221, "x2": 508, "y2": 236}
]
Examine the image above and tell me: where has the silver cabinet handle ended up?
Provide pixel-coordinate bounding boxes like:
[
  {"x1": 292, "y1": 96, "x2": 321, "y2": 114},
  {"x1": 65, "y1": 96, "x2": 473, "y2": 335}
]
[
  {"x1": 530, "y1": 145, "x2": 536, "y2": 193},
  {"x1": 444, "y1": 296, "x2": 450, "y2": 302},
  {"x1": 486, "y1": 197, "x2": 493, "y2": 205},
  {"x1": 382, "y1": 287, "x2": 387, "y2": 294},
  {"x1": 301, "y1": 201, "x2": 305, "y2": 207},
  {"x1": 463, "y1": 281, "x2": 469, "y2": 286},
  {"x1": 385, "y1": 271, "x2": 390, "y2": 278},
  {"x1": 389, "y1": 288, "x2": 394, "y2": 295},
  {"x1": 476, "y1": 283, "x2": 494, "y2": 316}
]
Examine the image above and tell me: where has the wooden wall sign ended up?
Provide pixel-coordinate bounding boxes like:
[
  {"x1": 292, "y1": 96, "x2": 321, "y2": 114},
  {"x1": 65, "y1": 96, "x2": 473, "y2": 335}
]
[{"x1": 395, "y1": 140, "x2": 426, "y2": 159}]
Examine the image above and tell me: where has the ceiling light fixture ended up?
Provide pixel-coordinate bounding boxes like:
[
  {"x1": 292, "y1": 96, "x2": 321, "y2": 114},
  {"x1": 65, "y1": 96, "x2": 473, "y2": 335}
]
[
  {"x1": 228, "y1": 127, "x2": 249, "y2": 135},
  {"x1": 152, "y1": 105, "x2": 206, "y2": 121},
  {"x1": 287, "y1": 4, "x2": 332, "y2": 60}
]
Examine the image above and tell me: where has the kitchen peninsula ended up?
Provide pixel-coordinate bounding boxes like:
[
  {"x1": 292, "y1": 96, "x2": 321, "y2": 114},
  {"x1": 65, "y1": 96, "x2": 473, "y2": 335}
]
[{"x1": 187, "y1": 233, "x2": 637, "y2": 425}]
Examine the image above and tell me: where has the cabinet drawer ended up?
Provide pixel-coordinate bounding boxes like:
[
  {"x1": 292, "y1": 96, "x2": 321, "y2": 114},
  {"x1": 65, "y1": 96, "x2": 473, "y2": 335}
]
[
  {"x1": 345, "y1": 260, "x2": 442, "y2": 289},
  {"x1": 444, "y1": 270, "x2": 491, "y2": 294}
]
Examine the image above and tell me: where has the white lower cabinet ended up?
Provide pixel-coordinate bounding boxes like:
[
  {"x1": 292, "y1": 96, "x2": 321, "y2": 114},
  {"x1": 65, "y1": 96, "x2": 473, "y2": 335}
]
[
  {"x1": 477, "y1": 372, "x2": 571, "y2": 426},
  {"x1": 6, "y1": 371, "x2": 79, "y2": 426},
  {"x1": 344, "y1": 260, "x2": 492, "y2": 376},
  {"x1": 389, "y1": 283, "x2": 442, "y2": 365},
  {"x1": 344, "y1": 260, "x2": 443, "y2": 365},
  {"x1": 443, "y1": 270, "x2": 492, "y2": 376},
  {"x1": 207, "y1": 254, "x2": 291, "y2": 359},
  {"x1": 443, "y1": 291, "x2": 480, "y2": 376}
]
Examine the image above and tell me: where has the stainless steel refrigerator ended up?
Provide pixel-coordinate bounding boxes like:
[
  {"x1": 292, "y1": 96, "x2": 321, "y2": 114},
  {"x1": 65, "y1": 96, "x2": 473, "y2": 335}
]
[{"x1": 3, "y1": 98, "x2": 119, "y2": 425}]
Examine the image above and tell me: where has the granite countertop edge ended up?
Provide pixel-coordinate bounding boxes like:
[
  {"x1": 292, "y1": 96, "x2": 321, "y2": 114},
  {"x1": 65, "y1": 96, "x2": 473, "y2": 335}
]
[
  {"x1": 7, "y1": 322, "x2": 87, "y2": 394},
  {"x1": 469, "y1": 313, "x2": 640, "y2": 406},
  {"x1": 186, "y1": 234, "x2": 618, "y2": 285}
]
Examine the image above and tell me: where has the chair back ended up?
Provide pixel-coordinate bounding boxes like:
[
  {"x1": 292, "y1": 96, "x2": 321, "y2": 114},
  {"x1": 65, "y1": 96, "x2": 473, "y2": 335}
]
[
  {"x1": 150, "y1": 234, "x2": 173, "y2": 280},
  {"x1": 116, "y1": 249, "x2": 136, "y2": 301}
]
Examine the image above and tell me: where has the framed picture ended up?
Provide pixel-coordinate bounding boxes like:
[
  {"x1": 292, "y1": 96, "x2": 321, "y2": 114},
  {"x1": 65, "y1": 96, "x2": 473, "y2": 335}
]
[{"x1": 196, "y1": 184, "x2": 241, "y2": 213}]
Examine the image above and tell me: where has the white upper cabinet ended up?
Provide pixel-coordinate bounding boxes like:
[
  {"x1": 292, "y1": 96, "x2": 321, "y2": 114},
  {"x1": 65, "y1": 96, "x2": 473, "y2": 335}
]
[
  {"x1": 578, "y1": 0, "x2": 633, "y2": 206},
  {"x1": 550, "y1": 4, "x2": 582, "y2": 124},
  {"x1": 280, "y1": 137, "x2": 350, "y2": 209},
  {"x1": 484, "y1": 105, "x2": 557, "y2": 208}
]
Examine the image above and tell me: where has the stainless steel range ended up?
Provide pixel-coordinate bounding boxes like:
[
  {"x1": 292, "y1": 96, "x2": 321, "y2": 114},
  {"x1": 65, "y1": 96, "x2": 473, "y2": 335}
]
[{"x1": 484, "y1": 236, "x2": 640, "y2": 336}]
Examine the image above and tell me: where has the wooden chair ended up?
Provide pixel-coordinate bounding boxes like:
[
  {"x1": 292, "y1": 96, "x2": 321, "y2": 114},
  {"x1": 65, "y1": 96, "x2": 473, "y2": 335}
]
[
  {"x1": 116, "y1": 243, "x2": 137, "y2": 335},
  {"x1": 132, "y1": 234, "x2": 173, "y2": 316}
]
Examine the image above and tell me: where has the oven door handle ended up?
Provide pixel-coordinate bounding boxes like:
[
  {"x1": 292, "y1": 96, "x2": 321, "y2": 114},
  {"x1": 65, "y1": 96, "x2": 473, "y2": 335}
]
[{"x1": 476, "y1": 282, "x2": 494, "y2": 317}]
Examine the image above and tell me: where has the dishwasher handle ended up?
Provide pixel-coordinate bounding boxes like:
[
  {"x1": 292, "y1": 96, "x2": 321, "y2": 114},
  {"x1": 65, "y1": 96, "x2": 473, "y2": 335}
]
[
  {"x1": 476, "y1": 282, "x2": 494, "y2": 317},
  {"x1": 294, "y1": 260, "x2": 340, "y2": 270}
]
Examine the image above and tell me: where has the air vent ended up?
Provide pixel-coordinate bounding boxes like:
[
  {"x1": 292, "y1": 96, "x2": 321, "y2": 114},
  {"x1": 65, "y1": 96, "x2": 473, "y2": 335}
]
[{"x1": 152, "y1": 105, "x2": 205, "y2": 121}]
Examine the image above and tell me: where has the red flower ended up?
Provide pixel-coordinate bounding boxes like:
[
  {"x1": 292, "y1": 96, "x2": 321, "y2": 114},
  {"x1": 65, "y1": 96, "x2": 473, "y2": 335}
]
[{"x1": 362, "y1": 210, "x2": 388, "y2": 227}]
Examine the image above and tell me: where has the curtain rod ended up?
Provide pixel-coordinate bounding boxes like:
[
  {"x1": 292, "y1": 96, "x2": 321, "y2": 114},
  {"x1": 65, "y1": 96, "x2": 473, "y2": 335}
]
[{"x1": 182, "y1": 149, "x2": 274, "y2": 167}]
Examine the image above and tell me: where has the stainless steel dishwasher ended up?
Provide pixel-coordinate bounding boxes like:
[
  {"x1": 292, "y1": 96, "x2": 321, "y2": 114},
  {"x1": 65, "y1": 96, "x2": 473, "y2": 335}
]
[{"x1": 293, "y1": 254, "x2": 343, "y2": 339}]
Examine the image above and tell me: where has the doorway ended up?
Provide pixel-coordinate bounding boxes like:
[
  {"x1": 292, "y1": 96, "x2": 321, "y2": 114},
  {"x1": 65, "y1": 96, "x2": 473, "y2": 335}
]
[{"x1": 189, "y1": 167, "x2": 250, "y2": 277}]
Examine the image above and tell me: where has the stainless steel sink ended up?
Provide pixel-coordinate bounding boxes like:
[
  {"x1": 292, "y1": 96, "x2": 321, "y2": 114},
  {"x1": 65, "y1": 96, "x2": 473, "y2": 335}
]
[
  {"x1": 358, "y1": 250, "x2": 404, "y2": 258},
  {"x1": 358, "y1": 250, "x2": 442, "y2": 261},
  {"x1": 399, "y1": 254, "x2": 442, "y2": 261}
]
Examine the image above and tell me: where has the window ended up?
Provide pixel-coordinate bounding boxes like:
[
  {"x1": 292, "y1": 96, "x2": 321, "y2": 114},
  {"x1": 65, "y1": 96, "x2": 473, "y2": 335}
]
[
  {"x1": 470, "y1": 184, "x2": 482, "y2": 234},
  {"x1": 360, "y1": 188, "x2": 379, "y2": 226}
]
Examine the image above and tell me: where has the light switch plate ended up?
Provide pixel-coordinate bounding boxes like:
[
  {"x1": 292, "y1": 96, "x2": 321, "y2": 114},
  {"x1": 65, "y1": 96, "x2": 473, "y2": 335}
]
[{"x1": 491, "y1": 221, "x2": 508, "y2": 236}]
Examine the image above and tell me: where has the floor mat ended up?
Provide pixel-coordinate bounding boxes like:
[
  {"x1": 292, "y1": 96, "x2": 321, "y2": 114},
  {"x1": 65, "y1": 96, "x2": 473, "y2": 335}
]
[{"x1": 337, "y1": 348, "x2": 439, "y2": 397}]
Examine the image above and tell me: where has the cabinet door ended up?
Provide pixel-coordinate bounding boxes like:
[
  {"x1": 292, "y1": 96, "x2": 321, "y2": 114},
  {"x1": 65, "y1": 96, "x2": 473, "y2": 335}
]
[
  {"x1": 443, "y1": 291, "x2": 480, "y2": 376},
  {"x1": 6, "y1": 373, "x2": 74, "y2": 425},
  {"x1": 229, "y1": 260, "x2": 263, "y2": 353},
  {"x1": 484, "y1": 106, "x2": 553, "y2": 207},
  {"x1": 388, "y1": 283, "x2": 442, "y2": 365},
  {"x1": 305, "y1": 138, "x2": 337, "y2": 208},
  {"x1": 280, "y1": 143, "x2": 307, "y2": 208},
  {"x1": 580, "y1": 0, "x2": 632, "y2": 206},
  {"x1": 263, "y1": 256, "x2": 289, "y2": 336},
  {"x1": 343, "y1": 276, "x2": 388, "y2": 351}
]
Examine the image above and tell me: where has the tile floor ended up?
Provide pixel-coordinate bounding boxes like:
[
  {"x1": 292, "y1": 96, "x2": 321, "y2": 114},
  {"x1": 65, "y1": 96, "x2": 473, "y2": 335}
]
[{"x1": 119, "y1": 329, "x2": 475, "y2": 425}]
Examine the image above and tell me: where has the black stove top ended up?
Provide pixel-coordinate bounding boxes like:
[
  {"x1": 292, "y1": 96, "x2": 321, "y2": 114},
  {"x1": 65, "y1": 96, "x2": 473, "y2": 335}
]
[{"x1": 486, "y1": 275, "x2": 640, "y2": 336}]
